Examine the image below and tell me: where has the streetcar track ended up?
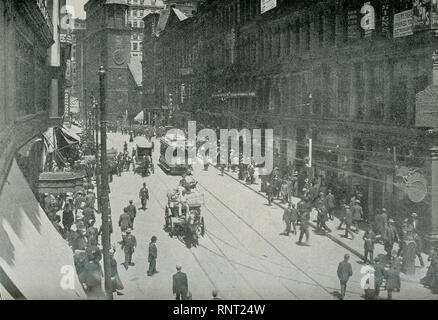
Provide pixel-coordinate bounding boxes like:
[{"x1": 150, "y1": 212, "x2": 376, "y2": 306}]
[
  {"x1": 196, "y1": 180, "x2": 334, "y2": 297},
  {"x1": 146, "y1": 179, "x2": 227, "y2": 299},
  {"x1": 150, "y1": 169, "x2": 266, "y2": 300},
  {"x1": 152, "y1": 166, "x2": 302, "y2": 300}
]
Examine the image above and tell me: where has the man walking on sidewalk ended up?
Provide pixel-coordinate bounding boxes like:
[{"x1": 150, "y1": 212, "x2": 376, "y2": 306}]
[
  {"x1": 296, "y1": 207, "x2": 310, "y2": 246},
  {"x1": 126, "y1": 200, "x2": 137, "y2": 229},
  {"x1": 325, "y1": 189, "x2": 335, "y2": 220},
  {"x1": 337, "y1": 254, "x2": 353, "y2": 300},
  {"x1": 147, "y1": 236, "x2": 158, "y2": 276},
  {"x1": 139, "y1": 183, "x2": 149, "y2": 210},
  {"x1": 363, "y1": 225, "x2": 376, "y2": 264},
  {"x1": 342, "y1": 205, "x2": 355, "y2": 240},
  {"x1": 121, "y1": 229, "x2": 137, "y2": 270},
  {"x1": 173, "y1": 265, "x2": 188, "y2": 300},
  {"x1": 281, "y1": 202, "x2": 297, "y2": 236}
]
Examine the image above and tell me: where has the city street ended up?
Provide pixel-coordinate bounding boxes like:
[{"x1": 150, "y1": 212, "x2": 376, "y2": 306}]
[{"x1": 107, "y1": 132, "x2": 435, "y2": 300}]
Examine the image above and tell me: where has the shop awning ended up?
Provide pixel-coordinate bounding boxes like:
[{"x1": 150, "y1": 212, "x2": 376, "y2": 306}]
[
  {"x1": 60, "y1": 125, "x2": 81, "y2": 144},
  {"x1": 0, "y1": 159, "x2": 86, "y2": 299},
  {"x1": 134, "y1": 110, "x2": 144, "y2": 123}
]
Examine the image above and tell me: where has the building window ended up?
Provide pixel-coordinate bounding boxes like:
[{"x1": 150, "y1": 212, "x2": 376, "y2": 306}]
[
  {"x1": 295, "y1": 20, "x2": 300, "y2": 53},
  {"x1": 133, "y1": 42, "x2": 138, "y2": 51},
  {"x1": 318, "y1": 14, "x2": 324, "y2": 44}
]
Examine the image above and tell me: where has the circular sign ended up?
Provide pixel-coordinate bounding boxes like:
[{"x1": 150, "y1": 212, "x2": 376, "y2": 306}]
[
  {"x1": 406, "y1": 173, "x2": 428, "y2": 203},
  {"x1": 112, "y1": 49, "x2": 125, "y2": 65}
]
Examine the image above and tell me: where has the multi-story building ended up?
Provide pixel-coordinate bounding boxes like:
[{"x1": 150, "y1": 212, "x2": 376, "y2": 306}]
[
  {"x1": 84, "y1": 0, "x2": 132, "y2": 121},
  {"x1": 70, "y1": 19, "x2": 87, "y2": 119},
  {"x1": 144, "y1": 0, "x2": 438, "y2": 250},
  {"x1": 128, "y1": 0, "x2": 165, "y2": 57},
  {"x1": 0, "y1": 0, "x2": 85, "y2": 299}
]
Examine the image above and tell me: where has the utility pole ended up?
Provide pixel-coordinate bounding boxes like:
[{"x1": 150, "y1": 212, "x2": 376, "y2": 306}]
[{"x1": 98, "y1": 66, "x2": 113, "y2": 300}]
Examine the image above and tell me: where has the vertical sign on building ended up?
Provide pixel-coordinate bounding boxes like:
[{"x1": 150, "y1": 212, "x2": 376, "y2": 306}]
[
  {"x1": 380, "y1": 0, "x2": 392, "y2": 38},
  {"x1": 361, "y1": 2, "x2": 376, "y2": 38},
  {"x1": 261, "y1": 0, "x2": 277, "y2": 14}
]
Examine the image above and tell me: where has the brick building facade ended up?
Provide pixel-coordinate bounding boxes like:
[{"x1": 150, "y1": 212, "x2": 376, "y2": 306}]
[{"x1": 143, "y1": 0, "x2": 438, "y2": 249}]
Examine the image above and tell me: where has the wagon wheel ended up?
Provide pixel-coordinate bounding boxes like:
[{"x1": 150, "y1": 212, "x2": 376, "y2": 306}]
[{"x1": 199, "y1": 217, "x2": 205, "y2": 237}]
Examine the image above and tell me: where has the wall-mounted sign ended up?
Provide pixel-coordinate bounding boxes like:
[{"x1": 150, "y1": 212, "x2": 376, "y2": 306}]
[
  {"x1": 261, "y1": 0, "x2": 277, "y2": 14},
  {"x1": 381, "y1": 0, "x2": 392, "y2": 38},
  {"x1": 412, "y1": 0, "x2": 431, "y2": 32},
  {"x1": 393, "y1": 10, "x2": 413, "y2": 38},
  {"x1": 347, "y1": 10, "x2": 361, "y2": 40},
  {"x1": 360, "y1": 2, "x2": 375, "y2": 33},
  {"x1": 432, "y1": 0, "x2": 438, "y2": 28}
]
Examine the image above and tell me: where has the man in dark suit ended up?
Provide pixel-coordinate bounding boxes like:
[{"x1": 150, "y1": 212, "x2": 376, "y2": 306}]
[
  {"x1": 118, "y1": 208, "x2": 132, "y2": 233},
  {"x1": 147, "y1": 236, "x2": 158, "y2": 276},
  {"x1": 126, "y1": 200, "x2": 137, "y2": 228},
  {"x1": 337, "y1": 254, "x2": 353, "y2": 300},
  {"x1": 173, "y1": 265, "x2": 188, "y2": 300}
]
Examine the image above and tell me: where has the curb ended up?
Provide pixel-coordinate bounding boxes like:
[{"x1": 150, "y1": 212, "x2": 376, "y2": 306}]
[{"x1": 216, "y1": 166, "x2": 366, "y2": 261}]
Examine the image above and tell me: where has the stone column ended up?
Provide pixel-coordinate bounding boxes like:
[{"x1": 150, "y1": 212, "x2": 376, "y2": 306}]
[
  {"x1": 310, "y1": 17, "x2": 318, "y2": 52},
  {"x1": 335, "y1": 11, "x2": 344, "y2": 48},
  {"x1": 425, "y1": 147, "x2": 438, "y2": 251},
  {"x1": 299, "y1": 15, "x2": 307, "y2": 53},
  {"x1": 323, "y1": 12, "x2": 333, "y2": 48}
]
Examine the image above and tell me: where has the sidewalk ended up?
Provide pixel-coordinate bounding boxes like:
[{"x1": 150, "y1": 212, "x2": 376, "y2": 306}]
[{"x1": 214, "y1": 166, "x2": 429, "y2": 283}]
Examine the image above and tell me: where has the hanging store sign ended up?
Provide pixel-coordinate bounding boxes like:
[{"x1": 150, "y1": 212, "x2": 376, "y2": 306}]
[
  {"x1": 360, "y1": 2, "x2": 376, "y2": 38},
  {"x1": 380, "y1": 0, "x2": 392, "y2": 38},
  {"x1": 393, "y1": 10, "x2": 414, "y2": 38},
  {"x1": 261, "y1": 0, "x2": 277, "y2": 14},
  {"x1": 412, "y1": 0, "x2": 431, "y2": 32}
]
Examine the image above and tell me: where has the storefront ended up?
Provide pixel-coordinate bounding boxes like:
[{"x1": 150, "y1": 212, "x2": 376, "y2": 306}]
[{"x1": 0, "y1": 159, "x2": 85, "y2": 299}]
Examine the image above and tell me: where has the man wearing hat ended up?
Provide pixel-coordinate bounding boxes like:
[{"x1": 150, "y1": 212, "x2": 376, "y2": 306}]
[
  {"x1": 325, "y1": 189, "x2": 335, "y2": 221},
  {"x1": 147, "y1": 236, "x2": 158, "y2": 276},
  {"x1": 83, "y1": 206, "x2": 96, "y2": 228},
  {"x1": 86, "y1": 220, "x2": 99, "y2": 245},
  {"x1": 85, "y1": 189, "x2": 96, "y2": 209},
  {"x1": 119, "y1": 207, "x2": 132, "y2": 233},
  {"x1": 362, "y1": 225, "x2": 376, "y2": 264},
  {"x1": 173, "y1": 265, "x2": 188, "y2": 300},
  {"x1": 62, "y1": 202, "x2": 74, "y2": 234},
  {"x1": 384, "y1": 219, "x2": 399, "y2": 258},
  {"x1": 71, "y1": 224, "x2": 88, "y2": 251},
  {"x1": 121, "y1": 229, "x2": 137, "y2": 269},
  {"x1": 139, "y1": 183, "x2": 149, "y2": 211},
  {"x1": 109, "y1": 248, "x2": 124, "y2": 295},
  {"x1": 374, "y1": 208, "x2": 387, "y2": 238},
  {"x1": 373, "y1": 256, "x2": 386, "y2": 299},
  {"x1": 126, "y1": 200, "x2": 137, "y2": 229},
  {"x1": 351, "y1": 199, "x2": 363, "y2": 233},
  {"x1": 337, "y1": 254, "x2": 353, "y2": 300}
]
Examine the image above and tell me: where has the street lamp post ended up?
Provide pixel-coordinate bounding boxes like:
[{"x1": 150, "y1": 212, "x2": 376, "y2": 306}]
[
  {"x1": 90, "y1": 92, "x2": 101, "y2": 211},
  {"x1": 98, "y1": 66, "x2": 113, "y2": 300}
]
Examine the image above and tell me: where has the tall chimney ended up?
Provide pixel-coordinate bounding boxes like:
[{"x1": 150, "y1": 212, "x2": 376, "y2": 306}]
[{"x1": 433, "y1": 50, "x2": 438, "y2": 85}]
